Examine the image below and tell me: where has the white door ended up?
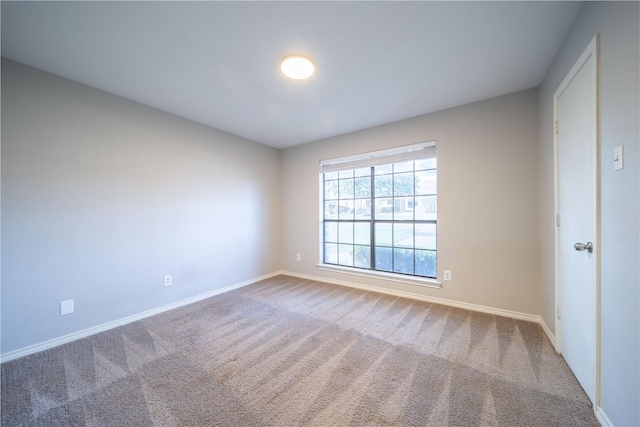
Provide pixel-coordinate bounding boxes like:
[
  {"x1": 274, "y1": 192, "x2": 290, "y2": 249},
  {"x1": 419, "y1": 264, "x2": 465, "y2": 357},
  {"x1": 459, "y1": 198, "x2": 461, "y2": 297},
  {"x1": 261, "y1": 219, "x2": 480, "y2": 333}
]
[{"x1": 554, "y1": 35, "x2": 599, "y2": 407}]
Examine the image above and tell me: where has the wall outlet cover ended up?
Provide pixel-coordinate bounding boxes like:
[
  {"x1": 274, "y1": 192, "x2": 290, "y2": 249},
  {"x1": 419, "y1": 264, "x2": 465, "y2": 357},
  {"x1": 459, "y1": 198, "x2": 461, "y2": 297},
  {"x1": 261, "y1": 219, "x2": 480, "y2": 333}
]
[{"x1": 60, "y1": 299, "x2": 74, "y2": 316}]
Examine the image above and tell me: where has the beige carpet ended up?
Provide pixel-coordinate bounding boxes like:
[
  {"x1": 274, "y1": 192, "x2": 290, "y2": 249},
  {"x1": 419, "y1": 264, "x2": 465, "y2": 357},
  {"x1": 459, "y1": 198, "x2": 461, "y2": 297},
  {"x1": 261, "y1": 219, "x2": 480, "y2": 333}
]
[{"x1": 2, "y1": 275, "x2": 598, "y2": 426}]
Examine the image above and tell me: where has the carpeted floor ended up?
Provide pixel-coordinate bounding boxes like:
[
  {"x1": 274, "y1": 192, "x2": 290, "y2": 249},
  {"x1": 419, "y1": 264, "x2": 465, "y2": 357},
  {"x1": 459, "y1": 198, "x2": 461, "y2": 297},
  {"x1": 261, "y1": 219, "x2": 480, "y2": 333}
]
[{"x1": 2, "y1": 275, "x2": 598, "y2": 426}]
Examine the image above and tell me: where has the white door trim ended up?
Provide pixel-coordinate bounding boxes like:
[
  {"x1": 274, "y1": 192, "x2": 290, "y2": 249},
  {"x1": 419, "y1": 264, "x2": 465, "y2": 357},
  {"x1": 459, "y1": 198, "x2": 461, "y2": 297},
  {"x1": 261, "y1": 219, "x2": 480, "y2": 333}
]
[{"x1": 553, "y1": 34, "x2": 600, "y2": 409}]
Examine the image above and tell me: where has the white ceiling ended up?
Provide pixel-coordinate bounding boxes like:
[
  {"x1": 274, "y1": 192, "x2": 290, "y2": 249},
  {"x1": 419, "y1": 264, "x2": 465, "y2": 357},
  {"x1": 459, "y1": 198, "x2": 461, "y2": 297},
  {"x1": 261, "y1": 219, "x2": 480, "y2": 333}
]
[{"x1": 1, "y1": 1, "x2": 582, "y2": 149}]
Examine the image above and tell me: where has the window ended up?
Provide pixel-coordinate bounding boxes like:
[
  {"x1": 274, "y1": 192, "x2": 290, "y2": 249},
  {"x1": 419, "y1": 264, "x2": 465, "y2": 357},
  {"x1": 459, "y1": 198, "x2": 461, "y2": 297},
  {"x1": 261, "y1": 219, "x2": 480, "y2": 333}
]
[{"x1": 320, "y1": 142, "x2": 437, "y2": 279}]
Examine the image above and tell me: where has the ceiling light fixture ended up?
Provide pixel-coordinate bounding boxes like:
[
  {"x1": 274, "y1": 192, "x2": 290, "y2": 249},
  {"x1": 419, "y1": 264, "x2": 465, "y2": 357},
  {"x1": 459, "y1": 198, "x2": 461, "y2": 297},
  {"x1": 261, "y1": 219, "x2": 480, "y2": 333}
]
[{"x1": 280, "y1": 54, "x2": 315, "y2": 80}]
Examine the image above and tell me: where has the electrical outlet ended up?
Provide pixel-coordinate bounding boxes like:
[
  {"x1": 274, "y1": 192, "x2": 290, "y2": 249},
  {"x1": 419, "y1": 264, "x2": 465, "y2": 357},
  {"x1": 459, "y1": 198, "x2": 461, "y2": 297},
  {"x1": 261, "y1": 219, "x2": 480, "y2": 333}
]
[
  {"x1": 164, "y1": 275, "x2": 173, "y2": 286},
  {"x1": 443, "y1": 270, "x2": 452, "y2": 281},
  {"x1": 60, "y1": 299, "x2": 74, "y2": 316},
  {"x1": 296, "y1": 254, "x2": 301, "y2": 262}
]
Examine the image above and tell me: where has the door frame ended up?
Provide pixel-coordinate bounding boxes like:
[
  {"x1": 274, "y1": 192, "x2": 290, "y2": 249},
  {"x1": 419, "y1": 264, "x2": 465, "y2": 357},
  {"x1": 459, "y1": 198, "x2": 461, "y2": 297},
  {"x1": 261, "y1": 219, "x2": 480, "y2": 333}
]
[{"x1": 553, "y1": 34, "x2": 600, "y2": 409}]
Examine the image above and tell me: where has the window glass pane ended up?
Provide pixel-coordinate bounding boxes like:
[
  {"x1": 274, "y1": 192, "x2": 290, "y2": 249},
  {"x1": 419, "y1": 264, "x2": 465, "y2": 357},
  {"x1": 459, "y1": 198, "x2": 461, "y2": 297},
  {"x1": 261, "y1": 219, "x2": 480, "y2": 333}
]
[
  {"x1": 374, "y1": 175, "x2": 392, "y2": 197},
  {"x1": 354, "y1": 245, "x2": 371, "y2": 268},
  {"x1": 324, "y1": 222, "x2": 338, "y2": 243},
  {"x1": 393, "y1": 223, "x2": 413, "y2": 248},
  {"x1": 338, "y1": 200, "x2": 354, "y2": 220},
  {"x1": 394, "y1": 248, "x2": 414, "y2": 274},
  {"x1": 415, "y1": 170, "x2": 437, "y2": 195},
  {"x1": 325, "y1": 201, "x2": 338, "y2": 220},
  {"x1": 415, "y1": 196, "x2": 437, "y2": 220},
  {"x1": 354, "y1": 177, "x2": 371, "y2": 198},
  {"x1": 324, "y1": 243, "x2": 338, "y2": 264},
  {"x1": 394, "y1": 197, "x2": 414, "y2": 220},
  {"x1": 354, "y1": 167, "x2": 371, "y2": 177},
  {"x1": 338, "y1": 222, "x2": 354, "y2": 244},
  {"x1": 338, "y1": 244, "x2": 353, "y2": 266},
  {"x1": 415, "y1": 250, "x2": 436, "y2": 277},
  {"x1": 415, "y1": 223, "x2": 436, "y2": 250},
  {"x1": 374, "y1": 247, "x2": 392, "y2": 271},
  {"x1": 324, "y1": 180, "x2": 338, "y2": 200},
  {"x1": 324, "y1": 171, "x2": 339, "y2": 180},
  {"x1": 394, "y1": 160, "x2": 413, "y2": 173},
  {"x1": 394, "y1": 172, "x2": 414, "y2": 196},
  {"x1": 339, "y1": 178, "x2": 354, "y2": 199},
  {"x1": 354, "y1": 200, "x2": 371, "y2": 220},
  {"x1": 374, "y1": 164, "x2": 392, "y2": 175},
  {"x1": 415, "y1": 158, "x2": 437, "y2": 171},
  {"x1": 354, "y1": 223, "x2": 370, "y2": 245},
  {"x1": 339, "y1": 169, "x2": 354, "y2": 179},
  {"x1": 375, "y1": 223, "x2": 392, "y2": 246},
  {"x1": 374, "y1": 198, "x2": 393, "y2": 220}
]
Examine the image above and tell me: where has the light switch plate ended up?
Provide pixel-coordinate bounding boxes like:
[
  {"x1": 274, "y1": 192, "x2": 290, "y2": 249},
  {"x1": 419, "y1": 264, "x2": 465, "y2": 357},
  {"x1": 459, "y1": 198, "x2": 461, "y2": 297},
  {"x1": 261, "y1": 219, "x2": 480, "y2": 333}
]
[{"x1": 614, "y1": 145, "x2": 624, "y2": 171}]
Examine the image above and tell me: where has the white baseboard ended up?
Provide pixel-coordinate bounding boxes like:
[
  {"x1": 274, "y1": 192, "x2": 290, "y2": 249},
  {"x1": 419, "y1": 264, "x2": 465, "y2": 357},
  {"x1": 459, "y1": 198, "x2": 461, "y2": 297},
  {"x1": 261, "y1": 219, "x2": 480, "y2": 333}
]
[
  {"x1": 280, "y1": 270, "x2": 542, "y2": 324},
  {"x1": 2, "y1": 270, "x2": 552, "y2": 363},
  {"x1": 596, "y1": 406, "x2": 613, "y2": 427},
  {"x1": 0, "y1": 271, "x2": 281, "y2": 363},
  {"x1": 539, "y1": 316, "x2": 556, "y2": 348}
]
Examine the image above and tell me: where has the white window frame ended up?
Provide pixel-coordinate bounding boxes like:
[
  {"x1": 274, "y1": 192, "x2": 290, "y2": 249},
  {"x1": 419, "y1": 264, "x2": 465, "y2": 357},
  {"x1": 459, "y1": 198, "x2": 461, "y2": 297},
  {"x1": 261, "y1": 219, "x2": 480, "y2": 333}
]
[{"x1": 317, "y1": 141, "x2": 441, "y2": 289}]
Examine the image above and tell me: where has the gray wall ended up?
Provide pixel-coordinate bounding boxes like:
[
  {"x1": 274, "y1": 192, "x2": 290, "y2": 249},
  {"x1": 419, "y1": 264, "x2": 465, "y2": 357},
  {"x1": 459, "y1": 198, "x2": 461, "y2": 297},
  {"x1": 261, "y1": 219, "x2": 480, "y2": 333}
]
[
  {"x1": 538, "y1": 2, "x2": 639, "y2": 425},
  {"x1": 281, "y1": 89, "x2": 540, "y2": 315},
  {"x1": 1, "y1": 59, "x2": 282, "y2": 354}
]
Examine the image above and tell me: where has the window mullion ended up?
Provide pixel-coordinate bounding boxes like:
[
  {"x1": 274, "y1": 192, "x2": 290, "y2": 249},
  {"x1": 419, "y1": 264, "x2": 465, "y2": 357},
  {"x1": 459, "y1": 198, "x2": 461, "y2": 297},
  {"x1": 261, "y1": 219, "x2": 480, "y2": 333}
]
[
  {"x1": 391, "y1": 166, "x2": 395, "y2": 273},
  {"x1": 413, "y1": 168, "x2": 416, "y2": 274},
  {"x1": 413, "y1": 222, "x2": 416, "y2": 275},
  {"x1": 369, "y1": 166, "x2": 375, "y2": 271}
]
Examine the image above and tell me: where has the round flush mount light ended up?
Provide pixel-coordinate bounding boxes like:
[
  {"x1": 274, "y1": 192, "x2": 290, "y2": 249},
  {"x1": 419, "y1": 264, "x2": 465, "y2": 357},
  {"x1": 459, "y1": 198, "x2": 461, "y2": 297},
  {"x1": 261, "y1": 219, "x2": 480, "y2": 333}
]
[{"x1": 280, "y1": 54, "x2": 315, "y2": 80}]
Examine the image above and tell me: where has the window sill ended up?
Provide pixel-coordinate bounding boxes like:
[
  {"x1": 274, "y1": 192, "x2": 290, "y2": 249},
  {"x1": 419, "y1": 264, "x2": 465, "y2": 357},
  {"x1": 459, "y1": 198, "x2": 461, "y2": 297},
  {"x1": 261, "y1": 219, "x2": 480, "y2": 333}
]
[{"x1": 316, "y1": 264, "x2": 442, "y2": 289}]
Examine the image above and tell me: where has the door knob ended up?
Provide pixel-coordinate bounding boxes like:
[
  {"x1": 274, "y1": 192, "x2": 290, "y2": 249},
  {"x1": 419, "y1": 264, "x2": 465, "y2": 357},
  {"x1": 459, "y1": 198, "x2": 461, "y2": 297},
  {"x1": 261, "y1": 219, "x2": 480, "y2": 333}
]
[{"x1": 574, "y1": 242, "x2": 593, "y2": 253}]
